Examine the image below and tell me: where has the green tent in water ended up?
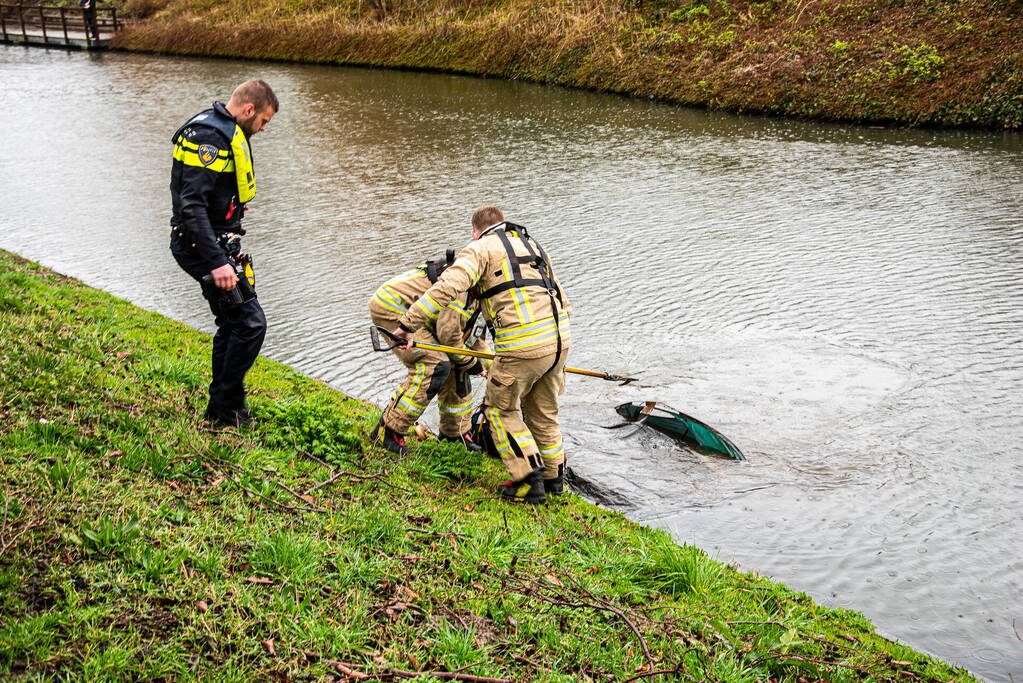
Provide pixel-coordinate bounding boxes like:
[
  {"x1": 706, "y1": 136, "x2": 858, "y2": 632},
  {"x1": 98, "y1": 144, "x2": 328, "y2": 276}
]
[{"x1": 614, "y1": 402, "x2": 745, "y2": 461}]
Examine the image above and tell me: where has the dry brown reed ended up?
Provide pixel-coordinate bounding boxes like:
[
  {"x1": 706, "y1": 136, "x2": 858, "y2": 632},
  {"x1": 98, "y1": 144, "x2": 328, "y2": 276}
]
[{"x1": 113, "y1": 0, "x2": 1023, "y2": 128}]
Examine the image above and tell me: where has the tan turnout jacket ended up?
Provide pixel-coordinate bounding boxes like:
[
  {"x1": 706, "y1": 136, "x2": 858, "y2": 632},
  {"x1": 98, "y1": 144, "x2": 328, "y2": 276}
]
[
  {"x1": 398, "y1": 224, "x2": 571, "y2": 359},
  {"x1": 369, "y1": 264, "x2": 480, "y2": 368}
]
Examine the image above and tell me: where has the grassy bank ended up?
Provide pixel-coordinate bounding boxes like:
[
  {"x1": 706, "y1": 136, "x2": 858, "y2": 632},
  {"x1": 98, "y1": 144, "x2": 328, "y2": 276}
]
[
  {"x1": 0, "y1": 249, "x2": 971, "y2": 681},
  {"x1": 112, "y1": 0, "x2": 1022, "y2": 128}
]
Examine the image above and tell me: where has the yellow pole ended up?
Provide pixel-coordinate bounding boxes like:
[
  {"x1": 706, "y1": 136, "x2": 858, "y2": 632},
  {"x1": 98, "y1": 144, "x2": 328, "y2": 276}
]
[{"x1": 408, "y1": 340, "x2": 635, "y2": 383}]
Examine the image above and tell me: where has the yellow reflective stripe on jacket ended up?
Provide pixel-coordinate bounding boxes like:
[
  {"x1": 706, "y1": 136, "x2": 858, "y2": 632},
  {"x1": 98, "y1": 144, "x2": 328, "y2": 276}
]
[
  {"x1": 230, "y1": 125, "x2": 256, "y2": 203},
  {"x1": 173, "y1": 137, "x2": 234, "y2": 173},
  {"x1": 411, "y1": 293, "x2": 443, "y2": 322},
  {"x1": 372, "y1": 288, "x2": 409, "y2": 315},
  {"x1": 372, "y1": 268, "x2": 427, "y2": 315},
  {"x1": 447, "y1": 299, "x2": 472, "y2": 320},
  {"x1": 492, "y1": 312, "x2": 571, "y2": 353},
  {"x1": 453, "y1": 257, "x2": 480, "y2": 284}
]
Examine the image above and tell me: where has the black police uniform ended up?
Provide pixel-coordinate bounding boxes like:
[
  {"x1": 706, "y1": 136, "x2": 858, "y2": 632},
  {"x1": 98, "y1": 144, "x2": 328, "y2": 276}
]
[{"x1": 170, "y1": 101, "x2": 267, "y2": 425}]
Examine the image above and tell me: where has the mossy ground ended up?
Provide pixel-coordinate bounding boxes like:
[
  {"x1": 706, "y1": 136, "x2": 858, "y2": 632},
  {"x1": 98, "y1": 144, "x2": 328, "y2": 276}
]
[
  {"x1": 0, "y1": 249, "x2": 972, "y2": 680},
  {"x1": 110, "y1": 0, "x2": 1023, "y2": 128}
]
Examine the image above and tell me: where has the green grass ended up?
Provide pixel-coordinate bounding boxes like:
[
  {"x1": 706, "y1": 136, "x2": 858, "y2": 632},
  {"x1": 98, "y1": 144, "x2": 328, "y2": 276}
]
[{"x1": 0, "y1": 249, "x2": 972, "y2": 680}]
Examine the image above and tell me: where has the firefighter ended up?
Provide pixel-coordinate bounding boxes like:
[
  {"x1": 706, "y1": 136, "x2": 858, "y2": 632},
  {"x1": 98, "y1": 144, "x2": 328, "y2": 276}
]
[
  {"x1": 369, "y1": 252, "x2": 489, "y2": 455},
  {"x1": 169, "y1": 80, "x2": 278, "y2": 428},
  {"x1": 392, "y1": 207, "x2": 571, "y2": 504}
]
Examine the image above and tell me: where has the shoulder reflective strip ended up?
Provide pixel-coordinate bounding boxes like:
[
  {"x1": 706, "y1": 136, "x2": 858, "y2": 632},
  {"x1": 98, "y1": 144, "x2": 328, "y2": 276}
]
[
  {"x1": 172, "y1": 144, "x2": 233, "y2": 173},
  {"x1": 372, "y1": 289, "x2": 409, "y2": 315},
  {"x1": 454, "y1": 257, "x2": 479, "y2": 283},
  {"x1": 176, "y1": 138, "x2": 230, "y2": 157}
]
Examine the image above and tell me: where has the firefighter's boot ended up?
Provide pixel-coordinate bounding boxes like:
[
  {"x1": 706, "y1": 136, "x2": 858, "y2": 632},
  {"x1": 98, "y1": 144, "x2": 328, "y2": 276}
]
[
  {"x1": 497, "y1": 471, "x2": 546, "y2": 504},
  {"x1": 544, "y1": 475, "x2": 566, "y2": 496},
  {"x1": 440, "y1": 432, "x2": 482, "y2": 452},
  {"x1": 371, "y1": 417, "x2": 408, "y2": 455}
]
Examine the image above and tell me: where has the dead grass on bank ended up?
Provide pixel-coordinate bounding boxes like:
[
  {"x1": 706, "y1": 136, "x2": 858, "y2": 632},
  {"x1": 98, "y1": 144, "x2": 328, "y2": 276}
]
[{"x1": 113, "y1": 0, "x2": 1023, "y2": 126}]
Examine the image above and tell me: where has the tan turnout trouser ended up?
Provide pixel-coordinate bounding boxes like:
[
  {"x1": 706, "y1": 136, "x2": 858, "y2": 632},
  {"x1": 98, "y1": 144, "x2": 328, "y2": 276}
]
[
  {"x1": 483, "y1": 352, "x2": 567, "y2": 482},
  {"x1": 373, "y1": 314, "x2": 474, "y2": 437}
]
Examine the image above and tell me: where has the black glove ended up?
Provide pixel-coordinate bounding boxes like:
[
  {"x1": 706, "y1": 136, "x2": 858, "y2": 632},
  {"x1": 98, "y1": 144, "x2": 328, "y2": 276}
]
[{"x1": 462, "y1": 359, "x2": 485, "y2": 376}]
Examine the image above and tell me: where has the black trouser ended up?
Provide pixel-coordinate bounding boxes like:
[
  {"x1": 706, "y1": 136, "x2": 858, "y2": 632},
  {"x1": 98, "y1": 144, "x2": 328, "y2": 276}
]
[
  {"x1": 171, "y1": 238, "x2": 267, "y2": 416},
  {"x1": 83, "y1": 8, "x2": 99, "y2": 39}
]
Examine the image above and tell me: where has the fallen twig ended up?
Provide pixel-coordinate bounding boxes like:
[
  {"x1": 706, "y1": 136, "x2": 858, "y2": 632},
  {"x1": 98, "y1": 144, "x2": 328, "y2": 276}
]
[
  {"x1": 274, "y1": 479, "x2": 326, "y2": 513},
  {"x1": 304, "y1": 469, "x2": 405, "y2": 495},
  {"x1": 222, "y1": 473, "x2": 321, "y2": 514},
  {"x1": 287, "y1": 425, "x2": 332, "y2": 469}
]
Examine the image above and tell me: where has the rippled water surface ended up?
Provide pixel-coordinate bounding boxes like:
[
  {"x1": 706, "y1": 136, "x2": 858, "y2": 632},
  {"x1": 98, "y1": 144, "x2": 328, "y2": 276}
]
[{"x1": 2, "y1": 46, "x2": 1022, "y2": 680}]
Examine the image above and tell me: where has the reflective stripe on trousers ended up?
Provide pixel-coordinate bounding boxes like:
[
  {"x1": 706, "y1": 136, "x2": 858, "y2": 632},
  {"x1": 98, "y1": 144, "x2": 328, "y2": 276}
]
[{"x1": 483, "y1": 351, "x2": 567, "y2": 481}]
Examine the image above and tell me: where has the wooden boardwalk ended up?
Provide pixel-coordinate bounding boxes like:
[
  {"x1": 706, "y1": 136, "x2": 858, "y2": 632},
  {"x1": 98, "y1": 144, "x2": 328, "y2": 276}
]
[{"x1": 1, "y1": 4, "x2": 120, "y2": 50}]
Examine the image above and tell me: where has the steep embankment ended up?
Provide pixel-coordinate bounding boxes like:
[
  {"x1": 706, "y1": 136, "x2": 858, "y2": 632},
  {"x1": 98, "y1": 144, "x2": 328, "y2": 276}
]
[
  {"x1": 0, "y1": 250, "x2": 973, "y2": 679},
  {"x1": 113, "y1": 0, "x2": 1022, "y2": 128}
]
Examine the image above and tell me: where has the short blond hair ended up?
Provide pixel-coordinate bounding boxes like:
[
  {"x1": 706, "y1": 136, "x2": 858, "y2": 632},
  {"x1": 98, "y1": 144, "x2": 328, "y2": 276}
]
[
  {"x1": 471, "y1": 206, "x2": 504, "y2": 231},
  {"x1": 230, "y1": 79, "x2": 279, "y2": 113}
]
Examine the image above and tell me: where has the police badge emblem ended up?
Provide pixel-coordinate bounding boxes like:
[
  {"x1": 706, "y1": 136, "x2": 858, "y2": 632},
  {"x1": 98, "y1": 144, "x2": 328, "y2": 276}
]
[{"x1": 198, "y1": 144, "x2": 219, "y2": 166}]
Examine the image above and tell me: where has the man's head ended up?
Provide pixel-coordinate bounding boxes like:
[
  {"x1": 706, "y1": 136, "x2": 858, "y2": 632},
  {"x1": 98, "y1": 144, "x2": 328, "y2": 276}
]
[
  {"x1": 471, "y1": 206, "x2": 504, "y2": 239},
  {"x1": 226, "y1": 80, "x2": 279, "y2": 137}
]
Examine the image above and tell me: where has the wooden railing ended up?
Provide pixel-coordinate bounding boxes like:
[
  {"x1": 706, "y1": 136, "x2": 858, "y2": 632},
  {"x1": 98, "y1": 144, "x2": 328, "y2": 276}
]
[{"x1": 0, "y1": 4, "x2": 121, "y2": 49}]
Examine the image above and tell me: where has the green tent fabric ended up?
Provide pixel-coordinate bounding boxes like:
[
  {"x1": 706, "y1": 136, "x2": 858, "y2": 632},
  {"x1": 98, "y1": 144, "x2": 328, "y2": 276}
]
[{"x1": 614, "y1": 401, "x2": 745, "y2": 461}]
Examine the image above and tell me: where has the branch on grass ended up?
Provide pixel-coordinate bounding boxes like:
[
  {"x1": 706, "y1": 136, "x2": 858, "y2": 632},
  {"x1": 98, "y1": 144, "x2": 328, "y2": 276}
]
[
  {"x1": 561, "y1": 573, "x2": 655, "y2": 669},
  {"x1": 297, "y1": 649, "x2": 512, "y2": 682},
  {"x1": 747, "y1": 652, "x2": 874, "y2": 674},
  {"x1": 223, "y1": 473, "x2": 322, "y2": 514},
  {"x1": 287, "y1": 425, "x2": 332, "y2": 469},
  {"x1": 274, "y1": 480, "x2": 327, "y2": 513},
  {"x1": 305, "y1": 469, "x2": 410, "y2": 495},
  {"x1": 0, "y1": 517, "x2": 41, "y2": 560}
]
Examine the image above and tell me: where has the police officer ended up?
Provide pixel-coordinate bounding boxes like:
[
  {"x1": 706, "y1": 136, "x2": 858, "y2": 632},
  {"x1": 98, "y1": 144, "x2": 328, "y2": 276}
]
[
  {"x1": 392, "y1": 206, "x2": 572, "y2": 504},
  {"x1": 170, "y1": 80, "x2": 278, "y2": 428}
]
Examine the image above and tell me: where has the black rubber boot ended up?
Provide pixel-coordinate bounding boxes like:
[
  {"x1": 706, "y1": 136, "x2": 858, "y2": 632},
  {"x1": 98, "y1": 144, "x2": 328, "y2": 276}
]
[
  {"x1": 370, "y1": 417, "x2": 408, "y2": 455},
  {"x1": 440, "y1": 432, "x2": 483, "y2": 452},
  {"x1": 204, "y1": 404, "x2": 255, "y2": 428},
  {"x1": 543, "y1": 475, "x2": 566, "y2": 496},
  {"x1": 497, "y1": 471, "x2": 546, "y2": 504}
]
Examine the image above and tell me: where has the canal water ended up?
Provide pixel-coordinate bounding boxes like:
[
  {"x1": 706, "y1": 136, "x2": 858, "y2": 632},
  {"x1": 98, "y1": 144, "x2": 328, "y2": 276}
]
[{"x1": 2, "y1": 46, "x2": 1021, "y2": 680}]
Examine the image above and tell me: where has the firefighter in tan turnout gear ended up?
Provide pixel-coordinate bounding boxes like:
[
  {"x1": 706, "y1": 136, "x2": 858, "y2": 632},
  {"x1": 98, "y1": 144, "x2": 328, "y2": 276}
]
[
  {"x1": 370, "y1": 251, "x2": 489, "y2": 455},
  {"x1": 392, "y1": 206, "x2": 571, "y2": 504}
]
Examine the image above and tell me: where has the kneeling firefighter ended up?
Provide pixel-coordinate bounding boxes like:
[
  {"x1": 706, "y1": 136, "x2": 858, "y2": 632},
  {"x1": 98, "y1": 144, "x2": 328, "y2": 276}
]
[
  {"x1": 391, "y1": 206, "x2": 572, "y2": 505},
  {"x1": 369, "y1": 251, "x2": 490, "y2": 455}
]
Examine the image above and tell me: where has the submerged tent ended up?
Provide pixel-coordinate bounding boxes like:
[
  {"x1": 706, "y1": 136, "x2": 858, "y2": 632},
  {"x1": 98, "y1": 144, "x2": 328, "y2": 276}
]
[{"x1": 614, "y1": 401, "x2": 745, "y2": 461}]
